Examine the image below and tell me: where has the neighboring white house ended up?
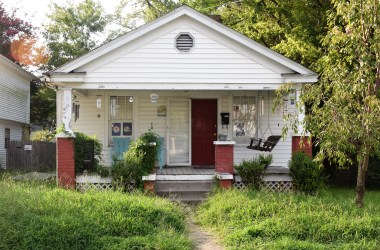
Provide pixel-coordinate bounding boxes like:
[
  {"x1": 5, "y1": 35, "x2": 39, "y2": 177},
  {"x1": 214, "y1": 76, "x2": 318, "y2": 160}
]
[
  {"x1": 0, "y1": 55, "x2": 35, "y2": 169},
  {"x1": 48, "y1": 6, "x2": 318, "y2": 168}
]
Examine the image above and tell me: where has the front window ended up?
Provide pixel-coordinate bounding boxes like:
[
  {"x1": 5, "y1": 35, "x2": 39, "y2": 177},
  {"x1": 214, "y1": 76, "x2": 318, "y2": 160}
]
[
  {"x1": 233, "y1": 96, "x2": 257, "y2": 144},
  {"x1": 109, "y1": 96, "x2": 133, "y2": 144},
  {"x1": 4, "y1": 128, "x2": 10, "y2": 149}
]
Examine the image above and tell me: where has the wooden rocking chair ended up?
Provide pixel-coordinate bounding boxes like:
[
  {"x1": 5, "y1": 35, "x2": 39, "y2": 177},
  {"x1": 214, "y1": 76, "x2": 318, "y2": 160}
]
[{"x1": 247, "y1": 135, "x2": 281, "y2": 152}]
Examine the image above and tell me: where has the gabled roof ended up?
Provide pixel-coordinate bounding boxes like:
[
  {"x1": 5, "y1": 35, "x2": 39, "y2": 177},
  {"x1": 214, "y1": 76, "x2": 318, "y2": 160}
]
[
  {"x1": 0, "y1": 54, "x2": 36, "y2": 81},
  {"x1": 52, "y1": 5, "x2": 317, "y2": 77}
]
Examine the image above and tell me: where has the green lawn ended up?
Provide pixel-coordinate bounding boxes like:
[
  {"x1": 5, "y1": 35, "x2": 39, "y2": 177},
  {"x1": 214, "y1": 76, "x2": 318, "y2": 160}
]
[
  {"x1": 2, "y1": 172, "x2": 379, "y2": 250},
  {"x1": 0, "y1": 177, "x2": 192, "y2": 250},
  {"x1": 196, "y1": 189, "x2": 380, "y2": 250}
]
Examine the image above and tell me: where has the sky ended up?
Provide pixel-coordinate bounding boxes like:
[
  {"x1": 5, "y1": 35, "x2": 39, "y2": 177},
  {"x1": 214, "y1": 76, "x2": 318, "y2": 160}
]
[{"x1": 1, "y1": 0, "x2": 122, "y2": 28}]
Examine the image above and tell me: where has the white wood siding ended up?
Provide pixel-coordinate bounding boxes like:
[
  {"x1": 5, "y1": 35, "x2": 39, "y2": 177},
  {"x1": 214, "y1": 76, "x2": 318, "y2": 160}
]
[
  {"x1": 0, "y1": 64, "x2": 30, "y2": 124},
  {"x1": 0, "y1": 120, "x2": 23, "y2": 169},
  {"x1": 85, "y1": 25, "x2": 280, "y2": 84},
  {"x1": 71, "y1": 93, "x2": 105, "y2": 142},
  {"x1": 137, "y1": 96, "x2": 167, "y2": 137}
]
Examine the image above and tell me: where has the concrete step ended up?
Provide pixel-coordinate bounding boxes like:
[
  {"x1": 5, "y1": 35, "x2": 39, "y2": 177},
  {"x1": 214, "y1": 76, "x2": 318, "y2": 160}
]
[
  {"x1": 155, "y1": 180, "x2": 214, "y2": 192},
  {"x1": 155, "y1": 180, "x2": 214, "y2": 202},
  {"x1": 157, "y1": 190, "x2": 210, "y2": 202}
]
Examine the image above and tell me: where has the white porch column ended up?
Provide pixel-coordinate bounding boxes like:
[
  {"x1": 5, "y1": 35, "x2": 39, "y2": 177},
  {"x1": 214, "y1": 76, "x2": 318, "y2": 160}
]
[
  {"x1": 295, "y1": 88, "x2": 306, "y2": 135},
  {"x1": 62, "y1": 87, "x2": 74, "y2": 135}
]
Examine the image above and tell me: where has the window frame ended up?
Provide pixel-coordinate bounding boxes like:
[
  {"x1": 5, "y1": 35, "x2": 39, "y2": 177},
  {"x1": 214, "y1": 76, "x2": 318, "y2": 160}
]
[
  {"x1": 109, "y1": 96, "x2": 134, "y2": 145},
  {"x1": 232, "y1": 96, "x2": 258, "y2": 144},
  {"x1": 4, "y1": 128, "x2": 10, "y2": 149}
]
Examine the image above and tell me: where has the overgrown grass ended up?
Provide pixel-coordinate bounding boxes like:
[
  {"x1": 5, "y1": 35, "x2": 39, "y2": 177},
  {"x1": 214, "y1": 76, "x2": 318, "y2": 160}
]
[
  {"x1": 0, "y1": 178, "x2": 192, "y2": 250},
  {"x1": 196, "y1": 189, "x2": 380, "y2": 250}
]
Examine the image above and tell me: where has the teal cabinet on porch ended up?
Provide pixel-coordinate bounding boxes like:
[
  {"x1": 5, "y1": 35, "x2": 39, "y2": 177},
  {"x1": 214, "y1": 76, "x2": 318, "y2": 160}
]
[
  {"x1": 157, "y1": 137, "x2": 166, "y2": 169},
  {"x1": 113, "y1": 138, "x2": 130, "y2": 160}
]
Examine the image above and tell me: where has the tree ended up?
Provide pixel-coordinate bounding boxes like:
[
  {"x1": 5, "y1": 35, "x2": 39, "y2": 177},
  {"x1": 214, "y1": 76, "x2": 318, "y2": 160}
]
[
  {"x1": 43, "y1": 0, "x2": 107, "y2": 70},
  {"x1": 36, "y1": 0, "x2": 108, "y2": 129},
  {"x1": 0, "y1": 2, "x2": 35, "y2": 63},
  {"x1": 106, "y1": 0, "x2": 180, "y2": 41},
  {"x1": 288, "y1": 0, "x2": 380, "y2": 207},
  {"x1": 216, "y1": 0, "x2": 331, "y2": 69}
]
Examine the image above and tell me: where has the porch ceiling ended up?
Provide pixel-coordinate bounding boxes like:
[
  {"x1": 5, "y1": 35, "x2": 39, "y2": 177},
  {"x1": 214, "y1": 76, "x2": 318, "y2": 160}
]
[{"x1": 50, "y1": 79, "x2": 316, "y2": 91}]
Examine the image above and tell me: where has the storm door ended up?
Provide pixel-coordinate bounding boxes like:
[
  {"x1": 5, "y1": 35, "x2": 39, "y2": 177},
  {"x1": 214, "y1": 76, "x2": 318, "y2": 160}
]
[{"x1": 167, "y1": 99, "x2": 191, "y2": 165}]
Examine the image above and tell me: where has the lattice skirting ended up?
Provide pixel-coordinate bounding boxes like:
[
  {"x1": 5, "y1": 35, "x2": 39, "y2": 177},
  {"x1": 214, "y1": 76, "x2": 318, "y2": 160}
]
[
  {"x1": 76, "y1": 182, "x2": 113, "y2": 192},
  {"x1": 76, "y1": 181, "x2": 137, "y2": 192},
  {"x1": 75, "y1": 175, "x2": 136, "y2": 192},
  {"x1": 233, "y1": 180, "x2": 293, "y2": 192}
]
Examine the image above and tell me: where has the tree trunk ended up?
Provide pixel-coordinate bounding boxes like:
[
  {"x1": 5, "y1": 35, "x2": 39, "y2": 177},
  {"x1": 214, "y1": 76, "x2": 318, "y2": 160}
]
[{"x1": 355, "y1": 153, "x2": 369, "y2": 208}]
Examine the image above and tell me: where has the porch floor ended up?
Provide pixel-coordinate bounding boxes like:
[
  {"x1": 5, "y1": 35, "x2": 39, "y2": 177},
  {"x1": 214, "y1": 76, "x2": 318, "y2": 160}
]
[
  {"x1": 155, "y1": 166, "x2": 289, "y2": 175},
  {"x1": 156, "y1": 166, "x2": 215, "y2": 175}
]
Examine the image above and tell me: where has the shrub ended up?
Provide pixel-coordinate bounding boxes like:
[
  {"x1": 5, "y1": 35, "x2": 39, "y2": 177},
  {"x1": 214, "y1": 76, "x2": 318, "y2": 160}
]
[
  {"x1": 96, "y1": 165, "x2": 110, "y2": 178},
  {"x1": 289, "y1": 152, "x2": 326, "y2": 194},
  {"x1": 74, "y1": 132, "x2": 103, "y2": 174},
  {"x1": 235, "y1": 154, "x2": 273, "y2": 190},
  {"x1": 111, "y1": 129, "x2": 161, "y2": 190},
  {"x1": 367, "y1": 157, "x2": 380, "y2": 189},
  {"x1": 30, "y1": 130, "x2": 55, "y2": 142}
]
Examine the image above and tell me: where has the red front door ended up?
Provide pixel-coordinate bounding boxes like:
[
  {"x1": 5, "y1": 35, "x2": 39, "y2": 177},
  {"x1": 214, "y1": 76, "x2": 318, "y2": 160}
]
[{"x1": 192, "y1": 99, "x2": 217, "y2": 165}]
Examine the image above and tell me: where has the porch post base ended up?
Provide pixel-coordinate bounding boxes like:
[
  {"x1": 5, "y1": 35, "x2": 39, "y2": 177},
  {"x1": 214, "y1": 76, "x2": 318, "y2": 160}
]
[
  {"x1": 292, "y1": 136, "x2": 312, "y2": 157},
  {"x1": 216, "y1": 173, "x2": 233, "y2": 189},
  {"x1": 142, "y1": 174, "x2": 156, "y2": 194},
  {"x1": 214, "y1": 141, "x2": 235, "y2": 174},
  {"x1": 56, "y1": 136, "x2": 76, "y2": 189}
]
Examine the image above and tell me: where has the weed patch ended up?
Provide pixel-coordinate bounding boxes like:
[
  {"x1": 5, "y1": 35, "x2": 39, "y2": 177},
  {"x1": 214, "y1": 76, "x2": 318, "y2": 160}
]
[
  {"x1": 196, "y1": 189, "x2": 380, "y2": 249},
  {"x1": 0, "y1": 179, "x2": 192, "y2": 249}
]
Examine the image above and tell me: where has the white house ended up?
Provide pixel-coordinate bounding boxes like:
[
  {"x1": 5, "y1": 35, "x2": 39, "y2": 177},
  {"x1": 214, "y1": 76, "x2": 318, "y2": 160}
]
[
  {"x1": 48, "y1": 6, "x2": 317, "y2": 169},
  {"x1": 0, "y1": 55, "x2": 35, "y2": 169}
]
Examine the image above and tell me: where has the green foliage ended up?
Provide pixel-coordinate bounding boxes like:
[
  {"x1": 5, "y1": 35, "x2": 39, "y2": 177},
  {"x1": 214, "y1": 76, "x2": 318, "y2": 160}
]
[
  {"x1": 96, "y1": 165, "x2": 110, "y2": 178},
  {"x1": 30, "y1": 129, "x2": 55, "y2": 142},
  {"x1": 43, "y1": 0, "x2": 107, "y2": 70},
  {"x1": 289, "y1": 152, "x2": 326, "y2": 194},
  {"x1": 30, "y1": 80, "x2": 56, "y2": 130},
  {"x1": 196, "y1": 188, "x2": 380, "y2": 249},
  {"x1": 73, "y1": 132, "x2": 103, "y2": 174},
  {"x1": 0, "y1": 179, "x2": 192, "y2": 250},
  {"x1": 111, "y1": 129, "x2": 161, "y2": 189},
  {"x1": 235, "y1": 154, "x2": 273, "y2": 190},
  {"x1": 111, "y1": 146, "x2": 144, "y2": 190}
]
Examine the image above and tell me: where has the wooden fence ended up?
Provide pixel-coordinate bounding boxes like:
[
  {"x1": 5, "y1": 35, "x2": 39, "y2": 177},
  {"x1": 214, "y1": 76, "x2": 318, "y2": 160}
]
[{"x1": 7, "y1": 140, "x2": 56, "y2": 171}]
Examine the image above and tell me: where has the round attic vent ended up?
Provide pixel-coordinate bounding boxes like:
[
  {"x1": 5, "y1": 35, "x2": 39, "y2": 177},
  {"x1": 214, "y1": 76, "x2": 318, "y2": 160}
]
[{"x1": 175, "y1": 33, "x2": 194, "y2": 52}]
